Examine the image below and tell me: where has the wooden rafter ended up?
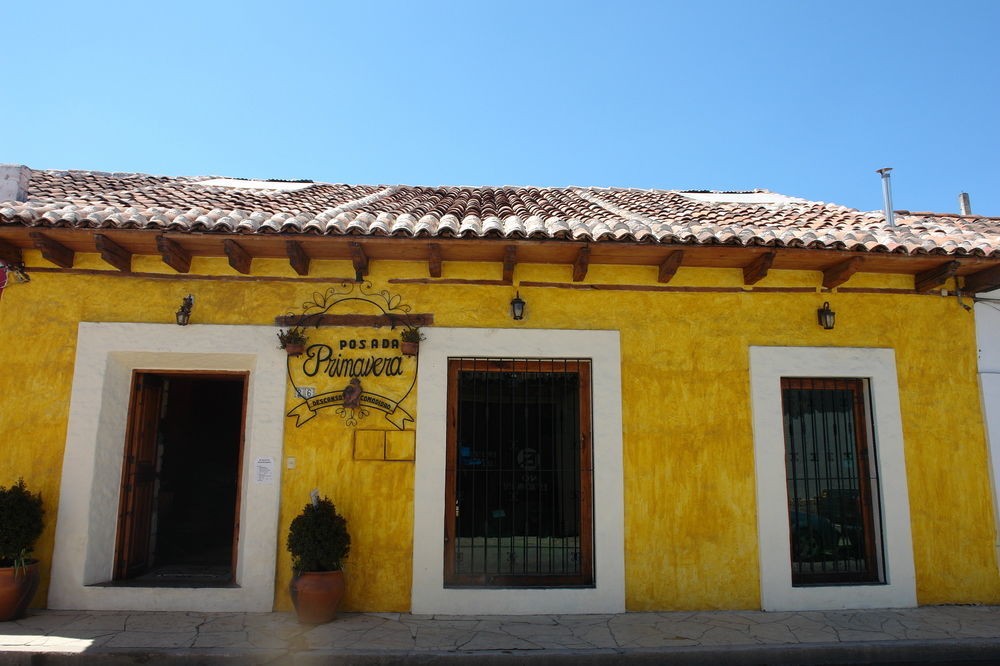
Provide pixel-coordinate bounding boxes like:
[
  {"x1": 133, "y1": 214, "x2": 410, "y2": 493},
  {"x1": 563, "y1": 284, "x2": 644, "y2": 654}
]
[
  {"x1": 274, "y1": 313, "x2": 435, "y2": 328},
  {"x1": 94, "y1": 234, "x2": 133, "y2": 272},
  {"x1": 0, "y1": 239, "x2": 22, "y2": 265},
  {"x1": 503, "y1": 245, "x2": 517, "y2": 282},
  {"x1": 742, "y1": 251, "x2": 775, "y2": 285},
  {"x1": 822, "y1": 256, "x2": 863, "y2": 289},
  {"x1": 573, "y1": 246, "x2": 590, "y2": 282},
  {"x1": 286, "y1": 240, "x2": 310, "y2": 276},
  {"x1": 428, "y1": 243, "x2": 442, "y2": 278},
  {"x1": 657, "y1": 250, "x2": 684, "y2": 284},
  {"x1": 223, "y1": 239, "x2": 252, "y2": 275},
  {"x1": 962, "y1": 264, "x2": 1000, "y2": 294},
  {"x1": 915, "y1": 260, "x2": 959, "y2": 292},
  {"x1": 350, "y1": 241, "x2": 369, "y2": 281},
  {"x1": 155, "y1": 235, "x2": 191, "y2": 273},
  {"x1": 29, "y1": 232, "x2": 74, "y2": 268}
]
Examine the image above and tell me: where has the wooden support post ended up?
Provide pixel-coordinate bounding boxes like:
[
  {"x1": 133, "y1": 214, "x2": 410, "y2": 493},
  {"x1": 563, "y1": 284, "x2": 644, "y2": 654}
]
[
  {"x1": 742, "y1": 251, "x2": 775, "y2": 285},
  {"x1": 94, "y1": 234, "x2": 133, "y2": 272},
  {"x1": 573, "y1": 246, "x2": 590, "y2": 282},
  {"x1": 963, "y1": 264, "x2": 1000, "y2": 294},
  {"x1": 915, "y1": 260, "x2": 959, "y2": 292},
  {"x1": 29, "y1": 232, "x2": 74, "y2": 268},
  {"x1": 657, "y1": 250, "x2": 684, "y2": 284},
  {"x1": 822, "y1": 256, "x2": 863, "y2": 289},
  {"x1": 502, "y1": 245, "x2": 517, "y2": 283},
  {"x1": 0, "y1": 239, "x2": 22, "y2": 265},
  {"x1": 428, "y1": 243, "x2": 442, "y2": 278},
  {"x1": 286, "y1": 240, "x2": 310, "y2": 276},
  {"x1": 155, "y1": 235, "x2": 191, "y2": 273},
  {"x1": 223, "y1": 239, "x2": 252, "y2": 275},
  {"x1": 350, "y1": 241, "x2": 369, "y2": 281}
]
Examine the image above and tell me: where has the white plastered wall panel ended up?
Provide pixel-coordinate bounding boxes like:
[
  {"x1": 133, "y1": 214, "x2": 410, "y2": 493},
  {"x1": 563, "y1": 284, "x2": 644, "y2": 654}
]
[
  {"x1": 412, "y1": 328, "x2": 625, "y2": 614},
  {"x1": 974, "y1": 288, "x2": 1000, "y2": 569},
  {"x1": 749, "y1": 346, "x2": 916, "y2": 611},
  {"x1": 49, "y1": 323, "x2": 287, "y2": 612}
]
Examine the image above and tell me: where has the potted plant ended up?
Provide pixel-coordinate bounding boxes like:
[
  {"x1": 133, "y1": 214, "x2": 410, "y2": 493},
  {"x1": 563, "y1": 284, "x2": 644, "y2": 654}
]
[
  {"x1": 277, "y1": 327, "x2": 308, "y2": 356},
  {"x1": 0, "y1": 479, "x2": 44, "y2": 622},
  {"x1": 400, "y1": 326, "x2": 424, "y2": 356},
  {"x1": 287, "y1": 495, "x2": 351, "y2": 624}
]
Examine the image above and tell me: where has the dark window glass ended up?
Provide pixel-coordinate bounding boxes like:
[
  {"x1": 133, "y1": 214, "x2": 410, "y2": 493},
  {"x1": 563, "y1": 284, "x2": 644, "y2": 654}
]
[
  {"x1": 781, "y1": 378, "x2": 884, "y2": 585},
  {"x1": 445, "y1": 359, "x2": 593, "y2": 587}
]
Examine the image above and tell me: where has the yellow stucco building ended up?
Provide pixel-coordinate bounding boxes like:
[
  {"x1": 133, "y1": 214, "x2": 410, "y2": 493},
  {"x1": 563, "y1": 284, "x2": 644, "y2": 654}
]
[{"x1": 1, "y1": 166, "x2": 999, "y2": 615}]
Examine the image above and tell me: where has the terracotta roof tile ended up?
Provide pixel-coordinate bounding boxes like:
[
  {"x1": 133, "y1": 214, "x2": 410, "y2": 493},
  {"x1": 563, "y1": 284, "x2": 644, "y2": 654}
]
[{"x1": 2, "y1": 168, "x2": 999, "y2": 258}]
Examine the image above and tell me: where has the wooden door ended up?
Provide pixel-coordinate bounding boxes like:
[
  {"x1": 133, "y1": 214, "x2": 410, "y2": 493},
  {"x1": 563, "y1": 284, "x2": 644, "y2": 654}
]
[{"x1": 113, "y1": 373, "x2": 164, "y2": 580}]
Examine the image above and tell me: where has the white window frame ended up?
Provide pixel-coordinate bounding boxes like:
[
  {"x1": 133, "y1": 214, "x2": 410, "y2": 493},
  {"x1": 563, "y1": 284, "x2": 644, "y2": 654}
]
[
  {"x1": 412, "y1": 328, "x2": 625, "y2": 614},
  {"x1": 749, "y1": 346, "x2": 916, "y2": 611},
  {"x1": 49, "y1": 323, "x2": 287, "y2": 612}
]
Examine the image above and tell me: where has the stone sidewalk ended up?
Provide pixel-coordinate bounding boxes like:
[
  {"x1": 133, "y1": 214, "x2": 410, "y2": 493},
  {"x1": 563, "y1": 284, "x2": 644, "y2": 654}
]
[{"x1": 4, "y1": 605, "x2": 1000, "y2": 664}]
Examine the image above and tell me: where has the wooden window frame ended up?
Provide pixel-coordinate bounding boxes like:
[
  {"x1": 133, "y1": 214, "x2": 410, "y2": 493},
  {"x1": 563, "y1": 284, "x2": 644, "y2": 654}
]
[{"x1": 444, "y1": 359, "x2": 594, "y2": 588}]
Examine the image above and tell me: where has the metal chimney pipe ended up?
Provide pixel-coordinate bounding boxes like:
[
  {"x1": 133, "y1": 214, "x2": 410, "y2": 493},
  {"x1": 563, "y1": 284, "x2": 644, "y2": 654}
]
[
  {"x1": 876, "y1": 168, "x2": 895, "y2": 227},
  {"x1": 959, "y1": 192, "x2": 972, "y2": 215}
]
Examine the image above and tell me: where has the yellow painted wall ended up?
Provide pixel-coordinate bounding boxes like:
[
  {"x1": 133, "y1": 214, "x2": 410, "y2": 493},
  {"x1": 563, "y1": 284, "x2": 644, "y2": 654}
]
[{"x1": 0, "y1": 249, "x2": 996, "y2": 612}]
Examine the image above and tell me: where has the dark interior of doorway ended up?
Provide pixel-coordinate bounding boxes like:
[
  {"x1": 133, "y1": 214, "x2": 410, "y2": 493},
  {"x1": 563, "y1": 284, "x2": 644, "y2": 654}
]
[{"x1": 115, "y1": 373, "x2": 245, "y2": 588}]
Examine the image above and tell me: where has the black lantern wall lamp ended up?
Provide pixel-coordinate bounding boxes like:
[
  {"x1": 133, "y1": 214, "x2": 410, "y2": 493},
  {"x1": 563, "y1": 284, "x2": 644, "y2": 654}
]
[
  {"x1": 176, "y1": 294, "x2": 194, "y2": 326},
  {"x1": 817, "y1": 301, "x2": 835, "y2": 330},
  {"x1": 510, "y1": 292, "x2": 526, "y2": 320}
]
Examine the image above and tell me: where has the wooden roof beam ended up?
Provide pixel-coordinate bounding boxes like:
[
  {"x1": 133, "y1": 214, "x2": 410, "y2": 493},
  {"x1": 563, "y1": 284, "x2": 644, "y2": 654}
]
[
  {"x1": 962, "y1": 264, "x2": 1000, "y2": 294},
  {"x1": 94, "y1": 234, "x2": 132, "y2": 272},
  {"x1": 0, "y1": 239, "x2": 22, "y2": 265},
  {"x1": 822, "y1": 256, "x2": 863, "y2": 289},
  {"x1": 29, "y1": 232, "x2": 74, "y2": 268},
  {"x1": 428, "y1": 243, "x2": 442, "y2": 278},
  {"x1": 155, "y1": 235, "x2": 191, "y2": 273},
  {"x1": 223, "y1": 239, "x2": 252, "y2": 275},
  {"x1": 742, "y1": 251, "x2": 775, "y2": 285},
  {"x1": 573, "y1": 246, "x2": 590, "y2": 282},
  {"x1": 658, "y1": 250, "x2": 684, "y2": 284},
  {"x1": 915, "y1": 260, "x2": 959, "y2": 292},
  {"x1": 503, "y1": 245, "x2": 517, "y2": 282},
  {"x1": 286, "y1": 240, "x2": 310, "y2": 276},
  {"x1": 350, "y1": 241, "x2": 369, "y2": 281}
]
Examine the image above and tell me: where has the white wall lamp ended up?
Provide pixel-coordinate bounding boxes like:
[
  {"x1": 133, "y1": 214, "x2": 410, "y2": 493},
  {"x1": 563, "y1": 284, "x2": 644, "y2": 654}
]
[{"x1": 817, "y1": 301, "x2": 835, "y2": 330}]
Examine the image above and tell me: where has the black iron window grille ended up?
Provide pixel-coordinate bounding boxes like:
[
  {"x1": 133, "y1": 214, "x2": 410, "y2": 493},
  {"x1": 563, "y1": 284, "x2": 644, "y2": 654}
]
[
  {"x1": 445, "y1": 358, "x2": 594, "y2": 588},
  {"x1": 781, "y1": 378, "x2": 885, "y2": 586}
]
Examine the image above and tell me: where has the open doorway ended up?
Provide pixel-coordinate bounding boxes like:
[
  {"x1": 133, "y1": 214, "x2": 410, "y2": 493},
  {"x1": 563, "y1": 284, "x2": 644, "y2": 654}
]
[{"x1": 112, "y1": 371, "x2": 247, "y2": 587}]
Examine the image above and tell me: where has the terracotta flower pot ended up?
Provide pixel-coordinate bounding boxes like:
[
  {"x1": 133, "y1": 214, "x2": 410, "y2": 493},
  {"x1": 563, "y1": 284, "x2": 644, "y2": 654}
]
[
  {"x1": 0, "y1": 561, "x2": 40, "y2": 622},
  {"x1": 285, "y1": 342, "x2": 305, "y2": 357},
  {"x1": 289, "y1": 570, "x2": 346, "y2": 624},
  {"x1": 401, "y1": 341, "x2": 419, "y2": 356}
]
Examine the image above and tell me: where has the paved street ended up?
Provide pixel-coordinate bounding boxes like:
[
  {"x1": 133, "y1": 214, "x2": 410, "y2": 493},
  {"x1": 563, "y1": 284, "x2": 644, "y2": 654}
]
[{"x1": 4, "y1": 605, "x2": 1000, "y2": 663}]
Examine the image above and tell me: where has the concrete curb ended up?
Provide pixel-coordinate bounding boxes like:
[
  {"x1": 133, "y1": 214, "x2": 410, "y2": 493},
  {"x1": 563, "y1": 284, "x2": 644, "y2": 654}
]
[{"x1": 5, "y1": 638, "x2": 1000, "y2": 665}]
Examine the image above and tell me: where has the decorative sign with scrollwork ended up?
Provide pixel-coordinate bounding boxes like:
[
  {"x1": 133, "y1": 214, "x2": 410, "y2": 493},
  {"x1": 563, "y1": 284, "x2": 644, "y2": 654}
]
[{"x1": 281, "y1": 281, "x2": 422, "y2": 429}]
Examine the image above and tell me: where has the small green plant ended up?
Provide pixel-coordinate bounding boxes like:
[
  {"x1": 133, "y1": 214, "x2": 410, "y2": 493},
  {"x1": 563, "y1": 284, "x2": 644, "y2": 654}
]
[
  {"x1": 0, "y1": 479, "x2": 44, "y2": 569},
  {"x1": 277, "y1": 327, "x2": 307, "y2": 349},
  {"x1": 400, "y1": 326, "x2": 425, "y2": 343},
  {"x1": 287, "y1": 496, "x2": 351, "y2": 572}
]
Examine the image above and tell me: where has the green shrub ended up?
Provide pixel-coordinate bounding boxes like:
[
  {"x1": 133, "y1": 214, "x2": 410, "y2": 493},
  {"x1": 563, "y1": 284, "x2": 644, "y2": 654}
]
[
  {"x1": 0, "y1": 479, "x2": 44, "y2": 567},
  {"x1": 287, "y1": 496, "x2": 350, "y2": 572}
]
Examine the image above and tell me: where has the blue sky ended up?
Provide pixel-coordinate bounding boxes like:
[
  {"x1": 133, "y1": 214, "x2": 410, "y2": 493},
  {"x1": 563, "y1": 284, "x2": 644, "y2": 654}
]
[{"x1": 4, "y1": 1, "x2": 998, "y2": 215}]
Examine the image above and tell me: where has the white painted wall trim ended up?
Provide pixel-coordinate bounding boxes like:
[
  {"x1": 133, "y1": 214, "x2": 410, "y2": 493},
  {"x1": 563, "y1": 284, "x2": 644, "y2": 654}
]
[
  {"x1": 412, "y1": 328, "x2": 625, "y2": 614},
  {"x1": 49, "y1": 323, "x2": 287, "y2": 612},
  {"x1": 974, "y1": 289, "x2": 1000, "y2": 569},
  {"x1": 749, "y1": 346, "x2": 916, "y2": 611}
]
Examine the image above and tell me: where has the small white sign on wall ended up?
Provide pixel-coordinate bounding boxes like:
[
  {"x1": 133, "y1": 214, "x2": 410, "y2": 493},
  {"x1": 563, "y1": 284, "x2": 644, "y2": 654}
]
[{"x1": 254, "y1": 456, "x2": 275, "y2": 484}]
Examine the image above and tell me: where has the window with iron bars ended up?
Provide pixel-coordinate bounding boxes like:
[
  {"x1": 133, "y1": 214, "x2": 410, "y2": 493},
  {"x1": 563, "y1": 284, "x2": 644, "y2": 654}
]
[
  {"x1": 444, "y1": 358, "x2": 594, "y2": 588},
  {"x1": 781, "y1": 378, "x2": 885, "y2": 586}
]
